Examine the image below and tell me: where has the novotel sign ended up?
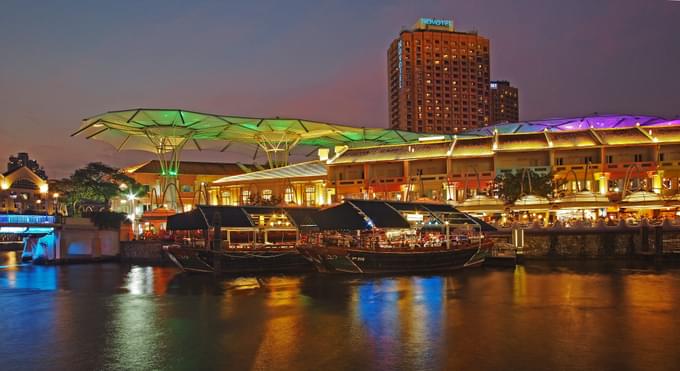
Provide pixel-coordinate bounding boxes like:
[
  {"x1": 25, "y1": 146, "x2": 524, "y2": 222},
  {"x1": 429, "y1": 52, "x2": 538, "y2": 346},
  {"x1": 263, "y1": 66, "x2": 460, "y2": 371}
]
[{"x1": 419, "y1": 18, "x2": 453, "y2": 28}]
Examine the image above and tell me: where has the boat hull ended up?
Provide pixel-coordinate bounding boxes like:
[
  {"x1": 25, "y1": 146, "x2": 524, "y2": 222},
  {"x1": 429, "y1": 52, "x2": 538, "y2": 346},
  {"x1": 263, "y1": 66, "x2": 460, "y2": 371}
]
[
  {"x1": 298, "y1": 241, "x2": 491, "y2": 274},
  {"x1": 163, "y1": 245, "x2": 314, "y2": 274}
]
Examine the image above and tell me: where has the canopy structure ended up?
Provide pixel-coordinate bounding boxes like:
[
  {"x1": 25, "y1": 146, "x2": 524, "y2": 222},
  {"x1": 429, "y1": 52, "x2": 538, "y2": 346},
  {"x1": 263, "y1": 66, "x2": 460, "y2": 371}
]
[
  {"x1": 463, "y1": 114, "x2": 673, "y2": 136},
  {"x1": 457, "y1": 195, "x2": 506, "y2": 214},
  {"x1": 73, "y1": 108, "x2": 426, "y2": 167},
  {"x1": 313, "y1": 200, "x2": 495, "y2": 231},
  {"x1": 620, "y1": 191, "x2": 665, "y2": 210},
  {"x1": 512, "y1": 194, "x2": 551, "y2": 212},
  {"x1": 553, "y1": 191, "x2": 611, "y2": 210},
  {"x1": 73, "y1": 109, "x2": 427, "y2": 209},
  {"x1": 166, "y1": 205, "x2": 319, "y2": 230}
]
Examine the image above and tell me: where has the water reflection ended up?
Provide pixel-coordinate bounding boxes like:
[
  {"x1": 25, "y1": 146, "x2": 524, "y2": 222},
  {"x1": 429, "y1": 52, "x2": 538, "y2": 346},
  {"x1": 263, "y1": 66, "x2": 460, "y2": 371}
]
[{"x1": 3, "y1": 253, "x2": 680, "y2": 370}]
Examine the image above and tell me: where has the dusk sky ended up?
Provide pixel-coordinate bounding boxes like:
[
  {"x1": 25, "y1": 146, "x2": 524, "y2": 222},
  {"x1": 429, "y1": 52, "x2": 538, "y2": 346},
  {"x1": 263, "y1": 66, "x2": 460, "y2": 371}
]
[{"x1": 1, "y1": 0, "x2": 679, "y2": 178}]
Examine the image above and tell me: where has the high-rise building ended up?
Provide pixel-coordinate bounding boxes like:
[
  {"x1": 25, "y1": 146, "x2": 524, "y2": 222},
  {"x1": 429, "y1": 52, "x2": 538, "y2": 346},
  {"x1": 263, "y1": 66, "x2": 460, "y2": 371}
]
[
  {"x1": 490, "y1": 81, "x2": 519, "y2": 124},
  {"x1": 388, "y1": 18, "x2": 490, "y2": 134}
]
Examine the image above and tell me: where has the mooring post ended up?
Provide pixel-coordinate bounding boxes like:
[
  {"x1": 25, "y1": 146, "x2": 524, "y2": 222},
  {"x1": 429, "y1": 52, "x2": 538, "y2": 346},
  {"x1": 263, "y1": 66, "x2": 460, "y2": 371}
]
[
  {"x1": 212, "y1": 212, "x2": 222, "y2": 251},
  {"x1": 654, "y1": 226, "x2": 663, "y2": 256},
  {"x1": 212, "y1": 211, "x2": 222, "y2": 274},
  {"x1": 641, "y1": 219, "x2": 650, "y2": 253}
]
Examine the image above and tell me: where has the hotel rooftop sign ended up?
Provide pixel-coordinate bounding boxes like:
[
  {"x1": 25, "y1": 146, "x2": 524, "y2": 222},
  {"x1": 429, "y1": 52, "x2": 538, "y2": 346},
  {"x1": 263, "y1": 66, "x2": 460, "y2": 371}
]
[{"x1": 415, "y1": 18, "x2": 454, "y2": 31}]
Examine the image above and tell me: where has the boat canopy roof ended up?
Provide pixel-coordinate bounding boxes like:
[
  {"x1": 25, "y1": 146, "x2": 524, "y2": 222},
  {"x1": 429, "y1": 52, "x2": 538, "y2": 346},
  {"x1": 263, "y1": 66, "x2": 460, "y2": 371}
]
[
  {"x1": 167, "y1": 205, "x2": 318, "y2": 230},
  {"x1": 313, "y1": 200, "x2": 496, "y2": 231}
]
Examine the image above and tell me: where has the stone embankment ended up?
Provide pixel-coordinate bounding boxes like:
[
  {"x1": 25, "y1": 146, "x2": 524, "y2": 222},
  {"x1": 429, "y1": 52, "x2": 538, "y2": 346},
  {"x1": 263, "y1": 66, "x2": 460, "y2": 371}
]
[
  {"x1": 120, "y1": 240, "x2": 172, "y2": 266},
  {"x1": 489, "y1": 219, "x2": 680, "y2": 259}
]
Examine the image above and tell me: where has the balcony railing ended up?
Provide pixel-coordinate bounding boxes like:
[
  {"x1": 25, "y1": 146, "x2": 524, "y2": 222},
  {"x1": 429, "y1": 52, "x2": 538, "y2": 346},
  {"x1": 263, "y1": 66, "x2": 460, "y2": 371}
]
[
  {"x1": 605, "y1": 161, "x2": 655, "y2": 171},
  {"x1": 554, "y1": 164, "x2": 602, "y2": 172}
]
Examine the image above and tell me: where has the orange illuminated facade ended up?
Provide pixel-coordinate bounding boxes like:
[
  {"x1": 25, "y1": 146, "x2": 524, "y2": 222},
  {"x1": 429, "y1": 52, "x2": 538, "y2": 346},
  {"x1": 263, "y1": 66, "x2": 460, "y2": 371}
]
[
  {"x1": 117, "y1": 160, "x2": 259, "y2": 213},
  {"x1": 325, "y1": 115, "x2": 680, "y2": 219},
  {"x1": 388, "y1": 18, "x2": 491, "y2": 134}
]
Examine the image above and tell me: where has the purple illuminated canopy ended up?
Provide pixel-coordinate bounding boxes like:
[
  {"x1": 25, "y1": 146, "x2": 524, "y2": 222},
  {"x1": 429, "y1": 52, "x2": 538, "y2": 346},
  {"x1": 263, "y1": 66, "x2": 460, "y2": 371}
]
[{"x1": 463, "y1": 114, "x2": 679, "y2": 136}]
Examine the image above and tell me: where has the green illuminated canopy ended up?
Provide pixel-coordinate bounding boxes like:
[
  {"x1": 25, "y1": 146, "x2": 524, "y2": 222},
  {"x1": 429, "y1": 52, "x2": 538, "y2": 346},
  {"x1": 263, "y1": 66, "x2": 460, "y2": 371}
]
[{"x1": 72, "y1": 108, "x2": 426, "y2": 161}]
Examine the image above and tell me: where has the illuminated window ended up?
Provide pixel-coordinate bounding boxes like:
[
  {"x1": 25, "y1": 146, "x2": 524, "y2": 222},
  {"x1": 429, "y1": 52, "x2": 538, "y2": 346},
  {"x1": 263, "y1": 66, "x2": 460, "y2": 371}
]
[
  {"x1": 241, "y1": 190, "x2": 251, "y2": 205},
  {"x1": 262, "y1": 189, "x2": 272, "y2": 201},
  {"x1": 305, "y1": 186, "x2": 316, "y2": 206},
  {"x1": 221, "y1": 191, "x2": 231, "y2": 205},
  {"x1": 285, "y1": 187, "x2": 295, "y2": 203},
  {"x1": 662, "y1": 178, "x2": 672, "y2": 190}
]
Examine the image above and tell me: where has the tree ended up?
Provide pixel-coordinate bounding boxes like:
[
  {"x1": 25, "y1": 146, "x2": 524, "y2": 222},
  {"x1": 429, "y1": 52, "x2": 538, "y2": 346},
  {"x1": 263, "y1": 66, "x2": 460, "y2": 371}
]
[
  {"x1": 495, "y1": 169, "x2": 564, "y2": 203},
  {"x1": 52, "y1": 162, "x2": 146, "y2": 215}
]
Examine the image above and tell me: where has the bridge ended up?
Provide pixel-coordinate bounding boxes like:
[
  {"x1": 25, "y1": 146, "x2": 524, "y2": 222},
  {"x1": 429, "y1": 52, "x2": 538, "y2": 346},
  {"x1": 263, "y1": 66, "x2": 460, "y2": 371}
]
[
  {"x1": 0, "y1": 214, "x2": 58, "y2": 235},
  {"x1": 0, "y1": 214, "x2": 121, "y2": 264}
]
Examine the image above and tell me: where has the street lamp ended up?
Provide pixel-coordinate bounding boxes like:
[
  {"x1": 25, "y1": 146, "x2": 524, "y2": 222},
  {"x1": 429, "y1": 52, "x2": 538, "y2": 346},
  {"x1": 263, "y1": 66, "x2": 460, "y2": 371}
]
[
  {"x1": 127, "y1": 192, "x2": 137, "y2": 237},
  {"x1": 445, "y1": 221, "x2": 450, "y2": 249},
  {"x1": 52, "y1": 193, "x2": 60, "y2": 215},
  {"x1": 39, "y1": 183, "x2": 48, "y2": 213}
]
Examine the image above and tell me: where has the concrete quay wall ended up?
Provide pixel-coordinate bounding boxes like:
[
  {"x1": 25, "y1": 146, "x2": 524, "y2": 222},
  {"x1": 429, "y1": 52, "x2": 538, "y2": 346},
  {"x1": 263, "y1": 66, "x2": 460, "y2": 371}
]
[
  {"x1": 490, "y1": 224, "x2": 680, "y2": 259},
  {"x1": 120, "y1": 241, "x2": 172, "y2": 266}
]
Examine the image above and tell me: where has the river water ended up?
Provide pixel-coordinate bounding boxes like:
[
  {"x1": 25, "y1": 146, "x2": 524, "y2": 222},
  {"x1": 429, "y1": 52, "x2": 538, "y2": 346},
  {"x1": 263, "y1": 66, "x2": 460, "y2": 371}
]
[{"x1": 1, "y1": 251, "x2": 680, "y2": 371}]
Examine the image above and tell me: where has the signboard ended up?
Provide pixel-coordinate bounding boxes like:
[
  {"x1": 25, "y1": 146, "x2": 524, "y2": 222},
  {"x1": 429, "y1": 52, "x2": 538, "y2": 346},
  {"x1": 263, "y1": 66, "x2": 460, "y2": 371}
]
[{"x1": 416, "y1": 18, "x2": 454, "y2": 31}]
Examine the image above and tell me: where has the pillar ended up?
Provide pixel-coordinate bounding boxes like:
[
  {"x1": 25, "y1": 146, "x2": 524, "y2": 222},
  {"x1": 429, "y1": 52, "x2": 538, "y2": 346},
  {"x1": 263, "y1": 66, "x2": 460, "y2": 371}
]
[
  {"x1": 403, "y1": 161, "x2": 411, "y2": 200},
  {"x1": 596, "y1": 172, "x2": 609, "y2": 195},
  {"x1": 652, "y1": 170, "x2": 663, "y2": 194}
]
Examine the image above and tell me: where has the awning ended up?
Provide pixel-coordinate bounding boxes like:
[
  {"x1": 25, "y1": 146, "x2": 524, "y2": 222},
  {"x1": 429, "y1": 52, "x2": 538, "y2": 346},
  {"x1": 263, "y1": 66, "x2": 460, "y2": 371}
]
[
  {"x1": 167, "y1": 205, "x2": 254, "y2": 230},
  {"x1": 347, "y1": 200, "x2": 411, "y2": 229},
  {"x1": 313, "y1": 200, "x2": 496, "y2": 232},
  {"x1": 313, "y1": 202, "x2": 374, "y2": 230},
  {"x1": 553, "y1": 191, "x2": 611, "y2": 210},
  {"x1": 283, "y1": 207, "x2": 319, "y2": 228},
  {"x1": 243, "y1": 206, "x2": 319, "y2": 228},
  {"x1": 167, "y1": 205, "x2": 319, "y2": 230}
]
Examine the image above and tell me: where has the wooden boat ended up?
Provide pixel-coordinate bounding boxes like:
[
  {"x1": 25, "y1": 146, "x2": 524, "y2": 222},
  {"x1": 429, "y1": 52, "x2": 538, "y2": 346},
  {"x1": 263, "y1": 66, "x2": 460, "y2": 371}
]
[
  {"x1": 164, "y1": 205, "x2": 317, "y2": 274},
  {"x1": 164, "y1": 244, "x2": 312, "y2": 274},
  {"x1": 297, "y1": 199, "x2": 494, "y2": 274},
  {"x1": 298, "y1": 243, "x2": 489, "y2": 274}
]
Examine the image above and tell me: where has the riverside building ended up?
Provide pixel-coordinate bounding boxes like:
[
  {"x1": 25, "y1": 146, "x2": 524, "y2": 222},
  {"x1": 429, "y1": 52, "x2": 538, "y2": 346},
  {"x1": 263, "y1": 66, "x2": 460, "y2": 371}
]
[
  {"x1": 208, "y1": 114, "x2": 680, "y2": 222},
  {"x1": 388, "y1": 18, "x2": 491, "y2": 134}
]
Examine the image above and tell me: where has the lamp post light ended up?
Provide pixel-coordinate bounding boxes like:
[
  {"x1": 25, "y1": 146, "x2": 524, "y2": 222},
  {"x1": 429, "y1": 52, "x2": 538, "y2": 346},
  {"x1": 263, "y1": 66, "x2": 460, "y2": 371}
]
[
  {"x1": 127, "y1": 192, "x2": 137, "y2": 237},
  {"x1": 39, "y1": 183, "x2": 48, "y2": 213},
  {"x1": 52, "y1": 193, "x2": 60, "y2": 215}
]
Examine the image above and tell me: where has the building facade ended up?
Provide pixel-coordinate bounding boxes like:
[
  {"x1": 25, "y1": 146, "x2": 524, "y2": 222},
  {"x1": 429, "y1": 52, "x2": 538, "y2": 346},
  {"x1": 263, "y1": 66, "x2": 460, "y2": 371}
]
[
  {"x1": 388, "y1": 18, "x2": 491, "y2": 134},
  {"x1": 116, "y1": 115, "x2": 680, "y2": 224},
  {"x1": 1, "y1": 166, "x2": 51, "y2": 214},
  {"x1": 210, "y1": 161, "x2": 329, "y2": 207},
  {"x1": 118, "y1": 160, "x2": 260, "y2": 214},
  {"x1": 490, "y1": 81, "x2": 519, "y2": 124},
  {"x1": 326, "y1": 115, "x2": 680, "y2": 219}
]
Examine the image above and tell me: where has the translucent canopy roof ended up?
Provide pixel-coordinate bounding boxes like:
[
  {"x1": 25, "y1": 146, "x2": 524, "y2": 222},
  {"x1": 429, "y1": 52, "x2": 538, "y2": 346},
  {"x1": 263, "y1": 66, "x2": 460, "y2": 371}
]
[
  {"x1": 620, "y1": 191, "x2": 665, "y2": 210},
  {"x1": 72, "y1": 108, "x2": 427, "y2": 154},
  {"x1": 464, "y1": 114, "x2": 672, "y2": 136},
  {"x1": 553, "y1": 191, "x2": 611, "y2": 210},
  {"x1": 456, "y1": 195, "x2": 506, "y2": 213},
  {"x1": 512, "y1": 194, "x2": 551, "y2": 211}
]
